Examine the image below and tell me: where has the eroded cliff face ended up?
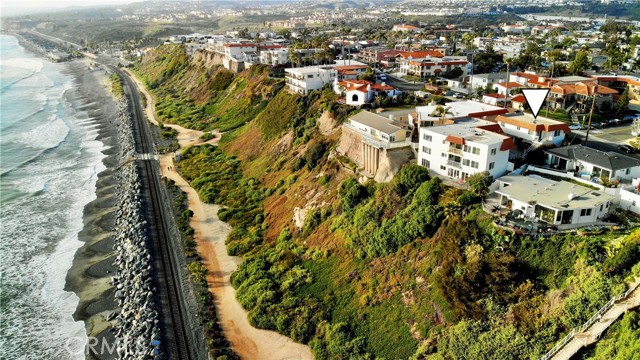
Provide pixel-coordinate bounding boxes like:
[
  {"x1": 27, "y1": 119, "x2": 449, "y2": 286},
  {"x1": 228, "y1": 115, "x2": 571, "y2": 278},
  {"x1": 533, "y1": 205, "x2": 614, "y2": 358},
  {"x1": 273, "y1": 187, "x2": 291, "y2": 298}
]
[{"x1": 192, "y1": 49, "x2": 224, "y2": 68}]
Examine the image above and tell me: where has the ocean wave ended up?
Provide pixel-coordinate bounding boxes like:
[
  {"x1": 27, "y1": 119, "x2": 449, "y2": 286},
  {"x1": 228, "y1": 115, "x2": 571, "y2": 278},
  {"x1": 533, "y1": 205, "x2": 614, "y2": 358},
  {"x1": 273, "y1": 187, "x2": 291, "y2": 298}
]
[{"x1": 0, "y1": 57, "x2": 44, "y2": 93}]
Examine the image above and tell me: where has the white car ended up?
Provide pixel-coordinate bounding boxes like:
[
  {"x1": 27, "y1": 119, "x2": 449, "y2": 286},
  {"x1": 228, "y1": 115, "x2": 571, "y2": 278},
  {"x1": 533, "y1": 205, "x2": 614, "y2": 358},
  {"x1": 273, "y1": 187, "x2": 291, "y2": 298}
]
[{"x1": 568, "y1": 124, "x2": 582, "y2": 130}]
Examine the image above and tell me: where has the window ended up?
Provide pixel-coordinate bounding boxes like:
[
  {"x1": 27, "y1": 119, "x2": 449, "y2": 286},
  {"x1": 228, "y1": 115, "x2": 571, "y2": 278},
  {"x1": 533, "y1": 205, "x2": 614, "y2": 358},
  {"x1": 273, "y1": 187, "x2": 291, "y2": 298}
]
[
  {"x1": 626, "y1": 168, "x2": 631, "y2": 175},
  {"x1": 440, "y1": 165, "x2": 446, "y2": 170},
  {"x1": 441, "y1": 152, "x2": 446, "y2": 157},
  {"x1": 423, "y1": 134, "x2": 432, "y2": 141},
  {"x1": 422, "y1": 159, "x2": 430, "y2": 167},
  {"x1": 442, "y1": 140, "x2": 446, "y2": 144},
  {"x1": 472, "y1": 147, "x2": 480, "y2": 155},
  {"x1": 463, "y1": 159, "x2": 470, "y2": 166},
  {"x1": 422, "y1": 146, "x2": 431, "y2": 154},
  {"x1": 471, "y1": 160, "x2": 479, "y2": 169},
  {"x1": 580, "y1": 209, "x2": 592, "y2": 216},
  {"x1": 554, "y1": 130, "x2": 561, "y2": 137},
  {"x1": 489, "y1": 162, "x2": 495, "y2": 170},
  {"x1": 463, "y1": 145, "x2": 470, "y2": 152},
  {"x1": 307, "y1": 74, "x2": 313, "y2": 78},
  {"x1": 516, "y1": 126, "x2": 521, "y2": 131},
  {"x1": 491, "y1": 148, "x2": 497, "y2": 156}
]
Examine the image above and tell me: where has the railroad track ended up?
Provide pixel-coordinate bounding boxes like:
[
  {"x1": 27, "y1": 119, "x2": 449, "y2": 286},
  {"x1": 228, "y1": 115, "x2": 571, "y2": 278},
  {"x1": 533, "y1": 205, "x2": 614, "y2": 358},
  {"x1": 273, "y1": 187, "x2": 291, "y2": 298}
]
[{"x1": 112, "y1": 66, "x2": 194, "y2": 360}]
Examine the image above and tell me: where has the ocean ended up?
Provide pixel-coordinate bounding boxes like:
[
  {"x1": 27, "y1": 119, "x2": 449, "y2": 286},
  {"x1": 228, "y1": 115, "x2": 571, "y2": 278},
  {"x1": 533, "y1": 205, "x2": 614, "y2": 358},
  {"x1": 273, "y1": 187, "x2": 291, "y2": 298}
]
[{"x1": 0, "y1": 34, "x2": 105, "y2": 358}]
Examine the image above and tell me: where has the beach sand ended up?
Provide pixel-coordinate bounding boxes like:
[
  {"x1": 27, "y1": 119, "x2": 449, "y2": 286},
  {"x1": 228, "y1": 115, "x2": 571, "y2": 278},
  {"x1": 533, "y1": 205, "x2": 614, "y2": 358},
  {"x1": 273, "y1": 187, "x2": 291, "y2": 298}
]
[
  {"x1": 64, "y1": 59, "x2": 121, "y2": 360},
  {"x1": 124, "y1": 68, "x2": 314, "y2": 360}
]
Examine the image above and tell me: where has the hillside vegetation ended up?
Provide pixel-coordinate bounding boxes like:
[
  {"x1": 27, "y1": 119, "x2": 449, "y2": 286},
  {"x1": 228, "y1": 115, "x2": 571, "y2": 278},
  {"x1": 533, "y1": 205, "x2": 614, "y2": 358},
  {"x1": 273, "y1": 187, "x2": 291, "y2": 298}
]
[
  {"x1": 134, "y1": 44, "x2": 282, "y2": 131},
  {"x1": 138, "y1": 44, "x2": 640, "y2": 360}
]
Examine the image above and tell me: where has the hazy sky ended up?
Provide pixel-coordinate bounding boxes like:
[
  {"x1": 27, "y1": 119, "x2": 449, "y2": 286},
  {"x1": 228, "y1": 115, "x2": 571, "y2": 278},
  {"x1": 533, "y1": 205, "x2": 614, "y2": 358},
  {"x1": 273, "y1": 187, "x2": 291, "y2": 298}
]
[{"x1": 1, "y1": 0, "x2": 144, "y2": 15}]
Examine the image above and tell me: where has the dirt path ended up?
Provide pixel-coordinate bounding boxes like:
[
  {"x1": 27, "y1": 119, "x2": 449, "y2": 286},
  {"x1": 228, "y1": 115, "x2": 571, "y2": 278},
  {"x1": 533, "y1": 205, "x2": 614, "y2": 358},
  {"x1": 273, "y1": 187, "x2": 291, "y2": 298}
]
[{"x1": 125, "y1": 69, "x2": 313, "y2": 360}]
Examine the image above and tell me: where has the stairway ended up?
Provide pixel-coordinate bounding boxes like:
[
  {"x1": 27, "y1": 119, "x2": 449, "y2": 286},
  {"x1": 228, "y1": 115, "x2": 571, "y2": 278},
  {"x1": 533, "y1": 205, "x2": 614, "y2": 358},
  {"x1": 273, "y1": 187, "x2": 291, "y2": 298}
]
[{"x1": 540, "y1": 279, "x2": 640, "y2": 360}]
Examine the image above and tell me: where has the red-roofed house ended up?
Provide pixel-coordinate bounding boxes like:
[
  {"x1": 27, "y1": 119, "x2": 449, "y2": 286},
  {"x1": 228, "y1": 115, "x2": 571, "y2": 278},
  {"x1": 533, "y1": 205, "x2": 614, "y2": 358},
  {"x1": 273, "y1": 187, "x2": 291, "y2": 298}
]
[
  {"x1": 393, "y1": 24, "x2": 421, "y2": 32},
  {"x1": 417, "y1": 118, "x2": 514, "y2": 181},
  {"x1": 492, "y1": 82, "x2": 523, "y2": 96},
  {"x1": 510, "y1": 94, "x2": 526, "y2": 110},
  {"x1": 334, "y1": 79, "x2": 402, "y2": 106},
  {"x1": 482, "y1": 93, "x2": 509, "y2": 106},
  {"x1": 548, "y1": 81, "x2": 617, "y2": 112}
]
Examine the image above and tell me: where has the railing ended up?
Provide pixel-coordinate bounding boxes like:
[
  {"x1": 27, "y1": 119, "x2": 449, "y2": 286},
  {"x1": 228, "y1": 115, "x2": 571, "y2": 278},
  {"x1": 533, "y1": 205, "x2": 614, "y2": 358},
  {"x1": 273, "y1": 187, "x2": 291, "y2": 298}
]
[
  {"x1": 540, "y1": 279, "x2": 640, "y2": 360},
  {"x1": 447, "y1": 160, "x2": 462, "y2": 168},
  {"x1": 448, "y1": 146, "x2": 462, "y2": 155}
]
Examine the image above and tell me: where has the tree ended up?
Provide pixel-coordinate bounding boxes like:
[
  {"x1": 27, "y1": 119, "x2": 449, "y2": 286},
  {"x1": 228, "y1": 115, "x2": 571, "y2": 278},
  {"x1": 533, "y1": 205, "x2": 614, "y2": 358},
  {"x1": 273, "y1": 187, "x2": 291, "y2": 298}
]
[
  {"x1": 568, "y1": 50, "x2": 591, "y2": 75},
  {"x1": 466, "y1": 171, "x2": 491, "y2": 196},
  {"x1": 338, "y1": 178, "x2": 367, "y2": 211},
  {"x1": 615, "y1": 87, "x2": 631, "y2": 115}
]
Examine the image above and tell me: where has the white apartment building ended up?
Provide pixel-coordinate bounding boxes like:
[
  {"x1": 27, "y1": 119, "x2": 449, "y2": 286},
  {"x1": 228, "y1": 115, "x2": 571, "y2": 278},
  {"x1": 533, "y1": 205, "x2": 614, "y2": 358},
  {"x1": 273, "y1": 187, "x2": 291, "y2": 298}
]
[
  {"x1": 223, "y1": 43, "x2": 258, "y2": 60},
  {"x1": 399, "y1": 56, "x2": 469, "y2": 78},
  {"x1": 418, "y1": 119, "x2": 514, "y2": 181},
  {"x1": 493, "y1": 113, "x2": 569, "y2": 147},
  {"x1": 259, "y1": 48, "x2": 289, "y2": 66},
  {"x1": 285, "y1": 66, "x2": 338, "y2": 95}
]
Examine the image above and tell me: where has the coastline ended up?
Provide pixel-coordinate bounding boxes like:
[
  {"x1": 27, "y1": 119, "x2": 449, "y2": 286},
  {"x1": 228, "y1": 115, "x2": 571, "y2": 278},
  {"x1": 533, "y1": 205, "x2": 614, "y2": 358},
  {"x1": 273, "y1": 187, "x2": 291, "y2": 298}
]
[{"x1": 62, "y1": 59, "x2": 122, "y2": 359}]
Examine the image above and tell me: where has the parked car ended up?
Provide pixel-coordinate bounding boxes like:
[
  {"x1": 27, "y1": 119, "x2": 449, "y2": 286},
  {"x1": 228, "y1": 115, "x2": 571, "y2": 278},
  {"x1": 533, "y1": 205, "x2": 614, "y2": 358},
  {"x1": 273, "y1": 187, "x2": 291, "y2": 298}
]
[
  {"x1": 568, "y1": 124, "x2": 582, "y2": 130},
  {"x1": 454, "y1": 93, "x2": 464, "y2": 99},
  {"x1": 617, "y1": 144, "x2": 637, "y2": 154},
  {"x1": 591, "y1": 122, "x2": 603, "y2": 129}
]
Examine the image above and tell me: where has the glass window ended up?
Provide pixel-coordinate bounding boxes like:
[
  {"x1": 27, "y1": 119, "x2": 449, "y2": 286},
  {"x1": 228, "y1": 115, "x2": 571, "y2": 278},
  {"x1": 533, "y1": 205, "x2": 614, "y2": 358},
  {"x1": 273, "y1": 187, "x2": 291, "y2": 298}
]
[
  {"x1": 422, "y1": 159, "x2": 430, "y2": 167},
  {"x1": 472, "y1": 147, "x2": 480, "y2": 155},
  {"x1": 423, "y1": 134, "x2": 432, "y2": 141},
  {"x1": 489, "y1": 162, "x2": 495, "y2": 170},
  {"x1": 422, "y1": 146, "x2": 431, "y2": 154},
  {"x1": 491, "y1": 148, "x2": 497, "y2": 156}
]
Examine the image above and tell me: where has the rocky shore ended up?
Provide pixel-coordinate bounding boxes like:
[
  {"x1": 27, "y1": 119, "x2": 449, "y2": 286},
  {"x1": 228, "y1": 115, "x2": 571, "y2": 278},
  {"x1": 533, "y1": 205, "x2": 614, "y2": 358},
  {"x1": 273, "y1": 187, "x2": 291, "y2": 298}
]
[
  {"x1": 64, "y1": 60, "x2": 160, "y2": 359},
  {"x1": 109, "y1": 100, "x2": 161, "y2": 359}
]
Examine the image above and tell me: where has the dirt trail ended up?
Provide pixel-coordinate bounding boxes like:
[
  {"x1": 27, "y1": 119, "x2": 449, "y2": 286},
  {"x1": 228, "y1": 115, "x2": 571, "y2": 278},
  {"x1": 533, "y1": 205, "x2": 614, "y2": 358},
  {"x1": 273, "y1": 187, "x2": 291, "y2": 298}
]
[{"x1": 124, "y1": 69, "x2": 313, "y2": 360}]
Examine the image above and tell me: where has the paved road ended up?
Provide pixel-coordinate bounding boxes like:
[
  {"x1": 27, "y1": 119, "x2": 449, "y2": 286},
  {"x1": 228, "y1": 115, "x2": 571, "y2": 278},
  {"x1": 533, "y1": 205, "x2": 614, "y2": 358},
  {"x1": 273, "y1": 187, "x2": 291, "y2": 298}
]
[{"x1": 384, "y1": 72, "x2": 426, "y2": 92}]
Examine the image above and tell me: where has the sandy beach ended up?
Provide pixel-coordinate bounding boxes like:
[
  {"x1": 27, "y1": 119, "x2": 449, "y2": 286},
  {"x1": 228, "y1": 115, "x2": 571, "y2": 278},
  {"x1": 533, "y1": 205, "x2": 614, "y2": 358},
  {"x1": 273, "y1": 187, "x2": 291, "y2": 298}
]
[
  {"x1": 64, "y1": 58, "x2": 122, "y2": 359},
  {"x1": 124, "y1": 68, "x2": 314, "y2": 360}
]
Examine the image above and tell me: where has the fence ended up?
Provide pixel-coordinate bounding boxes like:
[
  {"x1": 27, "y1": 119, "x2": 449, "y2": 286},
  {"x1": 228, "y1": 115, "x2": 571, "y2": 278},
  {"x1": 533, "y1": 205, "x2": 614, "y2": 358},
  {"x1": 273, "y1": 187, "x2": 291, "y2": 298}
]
[{"x1": 540, "y1": 279, "x2": 640, "y2": 360}]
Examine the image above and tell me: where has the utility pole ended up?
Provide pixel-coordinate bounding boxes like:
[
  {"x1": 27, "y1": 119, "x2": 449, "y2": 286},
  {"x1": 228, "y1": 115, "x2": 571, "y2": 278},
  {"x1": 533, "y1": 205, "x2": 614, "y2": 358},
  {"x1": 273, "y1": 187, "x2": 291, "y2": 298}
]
[
  {"x1": 584, "y1": 84, "x2": 598, "y2": 146},
  {"x1": 503, "y1": 60, "x2": 510, "y2": 109}
]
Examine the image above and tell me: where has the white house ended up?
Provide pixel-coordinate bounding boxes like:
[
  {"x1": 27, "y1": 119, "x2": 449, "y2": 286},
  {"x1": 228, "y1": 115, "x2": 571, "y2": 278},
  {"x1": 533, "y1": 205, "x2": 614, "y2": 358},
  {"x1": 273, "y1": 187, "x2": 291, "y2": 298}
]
[
  {"x1": 620, "y1": 184, "x2": 640, "y2": 214},
  {"x1": 493, "y1": 113, "x2": 570, "y2": 147},
  {"x1": 334, "y1": 79, "x2": 402, "y2": 106},
  {"x1": 223, "y1": 42, "x2": 258, "y2": 61},
  {"x1": 492, "y1": 81, "x2": 522, "y2": 96},
  {"x1": 259, "y1": 47, "x2": 289, "y2": 66},
  {"x1": 347, "y1": 111, "x2": 408, "y2": 145},
  {"x1": 469, "y1": 73, "x2": 507, "y2": 92},
  {"x1": 399, "y1": 56, "x2": 469, "y2": 78},
  {"x1": 285, "y1": 66, "x2": 338, "y2": 95},
  {"x1": 544, "y1": 145, "x2": 640, "y2": 184},
  {"x1": 495, "y1": 175, "x2": 614, "y2": 226},
  {"x1": 417, "y1": 118, "x2": 515, "y2": 181}
]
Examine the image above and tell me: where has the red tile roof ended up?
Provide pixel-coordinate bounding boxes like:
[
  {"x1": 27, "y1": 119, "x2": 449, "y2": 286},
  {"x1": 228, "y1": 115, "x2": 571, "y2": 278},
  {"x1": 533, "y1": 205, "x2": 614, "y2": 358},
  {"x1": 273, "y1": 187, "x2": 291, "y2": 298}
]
[
  {"x1": 446, "y1": 135, "x2": 465, "y2": 145},
  {"x1": 397, "y1": 50, "x2": 444, "y2": 59}
]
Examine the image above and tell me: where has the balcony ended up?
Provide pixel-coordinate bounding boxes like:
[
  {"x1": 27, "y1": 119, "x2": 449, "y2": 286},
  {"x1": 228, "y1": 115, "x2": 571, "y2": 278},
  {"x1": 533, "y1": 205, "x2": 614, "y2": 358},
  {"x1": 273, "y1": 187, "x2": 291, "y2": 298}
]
[
  {"x1": 448, "y1": 146, "x2": 462, "y2": 155},
  {"x1": 447, "y1": 160, "x2": 462, "y2": 168}
]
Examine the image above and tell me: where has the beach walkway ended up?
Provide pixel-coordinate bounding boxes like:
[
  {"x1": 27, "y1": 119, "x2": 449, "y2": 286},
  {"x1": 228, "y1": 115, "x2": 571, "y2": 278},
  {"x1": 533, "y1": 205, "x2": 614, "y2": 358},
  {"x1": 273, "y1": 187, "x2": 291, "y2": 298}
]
[
  {"x1": 542, "y1": 279, "x2": 640, "y2": 360},
  {"x1": 123, "y1": 69, "x2": 313, "y2": 360}
]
